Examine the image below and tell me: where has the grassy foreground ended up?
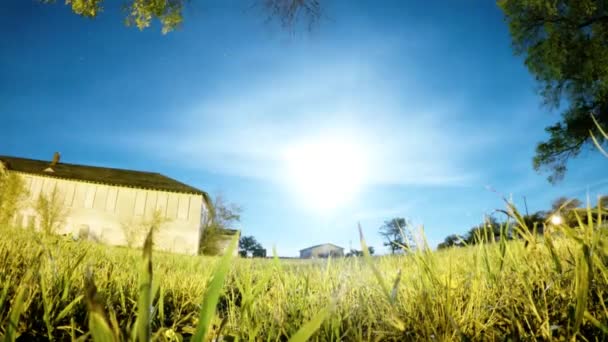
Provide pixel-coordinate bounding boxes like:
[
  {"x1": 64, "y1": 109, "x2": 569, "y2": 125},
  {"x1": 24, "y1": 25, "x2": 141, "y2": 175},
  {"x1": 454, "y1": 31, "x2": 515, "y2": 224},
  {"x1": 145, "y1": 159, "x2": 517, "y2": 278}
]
[{"x1": 0, "y1": 212, "x2": 608, "y2": 341}]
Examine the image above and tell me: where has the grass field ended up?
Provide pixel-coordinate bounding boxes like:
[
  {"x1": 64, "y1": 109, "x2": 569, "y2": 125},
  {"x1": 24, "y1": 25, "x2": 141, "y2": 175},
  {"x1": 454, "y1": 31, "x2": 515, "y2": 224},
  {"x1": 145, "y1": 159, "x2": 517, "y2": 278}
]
[{"x1": 0, "y1": 207, "x2": 607, "y2": 341}]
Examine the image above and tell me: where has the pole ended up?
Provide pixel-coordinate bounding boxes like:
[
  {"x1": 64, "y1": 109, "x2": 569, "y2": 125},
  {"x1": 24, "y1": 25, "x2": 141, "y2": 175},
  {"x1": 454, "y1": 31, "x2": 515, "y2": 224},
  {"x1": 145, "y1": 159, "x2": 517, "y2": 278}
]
[{"x1": 523, "y1": 196, "x2": 530, "y2": 217}]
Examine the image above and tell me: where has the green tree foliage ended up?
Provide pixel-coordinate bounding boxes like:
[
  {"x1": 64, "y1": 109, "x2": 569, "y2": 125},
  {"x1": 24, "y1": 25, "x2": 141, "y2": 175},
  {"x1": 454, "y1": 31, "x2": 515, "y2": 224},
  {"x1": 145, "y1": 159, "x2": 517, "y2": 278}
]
[
  {"x1": 499, "y1": 0, "x2": 608, "y2": 183},
  {"x1": 0, "y1": 170, "x2": 28, "y2": 227},
  {"x1": 252, "y1": 248, "x2": 266, "y2": 258},
  {"x1": 520, "y1": 210, "x2": 547, "y2": 234},
  {"x1": 346, "y1": 246, "x2": 374, "y2": 257},
  {"x1": 199, "y1": 195, "x2": 241, "y2": 256},
  {"x1": 437, "y1": 234, "x2": 465, "y2": 250},
  {"x1": 211, "y1": 195, "x2": 242, "y2": 229},
  {"x1": 437, "y1": 196, "x2": 593, "y2": 249},
  {"x1": 549, "y1": 196, "x2": 582, "y2": 226},
  {"x1": 35, "y1": 187, "x2": 69, "y2": 235},
  {"x1": 238, "y1": 235, "x2": 265, "y2": 257},
  {"x1": 599, "y1": 195, "x2": 608, "y2": 208},
  {"x1": 379, "y1": 218, "x2": 415, "y2": 254},
  {"x1": 551, "y1": 196, "x2": 582, "y2": 212},
  {"x1": 40, "y1": 0, "x2": 322, "y2": 34},
  {"x1": 464, "y1": 216, "x2": 504, "y2": 245}
]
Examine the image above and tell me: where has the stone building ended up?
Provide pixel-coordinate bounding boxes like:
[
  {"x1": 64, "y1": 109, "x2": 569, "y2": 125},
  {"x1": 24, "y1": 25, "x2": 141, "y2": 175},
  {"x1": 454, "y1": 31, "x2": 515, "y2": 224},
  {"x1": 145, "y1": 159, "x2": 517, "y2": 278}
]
[
  {"x1": 299, "y1": 243, "x2": 344, "y2": 259},
  {"x1": 0, "y1": 153, "x2": 237, "y2": 255}
]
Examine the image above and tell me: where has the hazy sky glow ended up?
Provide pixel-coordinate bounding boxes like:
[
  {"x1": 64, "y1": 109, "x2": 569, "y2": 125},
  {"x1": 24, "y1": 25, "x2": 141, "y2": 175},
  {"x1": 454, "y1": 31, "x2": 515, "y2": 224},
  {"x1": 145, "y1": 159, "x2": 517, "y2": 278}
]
[{"x1": 2, "y1": 0, "x2": 608, "y2": 255}]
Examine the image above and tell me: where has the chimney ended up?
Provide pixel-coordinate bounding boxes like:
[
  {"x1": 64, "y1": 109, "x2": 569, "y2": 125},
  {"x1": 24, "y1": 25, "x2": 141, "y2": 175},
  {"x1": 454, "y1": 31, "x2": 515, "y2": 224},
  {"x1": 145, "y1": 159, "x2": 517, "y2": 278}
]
[
  {"x1": 50, "y1": 152, "x2": 60, "y2": 167},
  {"x1": 44, "y1": 152, "x2": 61, "y2": 173}
]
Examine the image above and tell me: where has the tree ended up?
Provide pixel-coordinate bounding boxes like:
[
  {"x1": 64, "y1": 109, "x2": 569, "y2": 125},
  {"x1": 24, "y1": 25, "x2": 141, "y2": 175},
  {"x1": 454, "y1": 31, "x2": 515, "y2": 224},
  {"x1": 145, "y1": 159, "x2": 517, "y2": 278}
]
[
  {"x1": 35, "y1": 187, "x2": 69, "y2": 235},
  {"x1": 345, "y1": 249, "x2": 361, "y2": 257},
  {"x1": 345, "y1": 246, "x2": 374, "y2": 257},
  {"x1": 211, "y1": 195, "x2": 242, "y2": 229},
  {"x1": 379, "y1": 218, "x2": 415, "y2": 254},
  {"x1": 41, "y1": 0, "x2": 322, "y2": 34},
  {"x1": 464, "y1": 216, "x2": 503, "y2": 245},
  {"x1": 551, "y1": 196, "x2": 582, "y2": 212},
  {"x1": 252, "y1": 248, "x2": 267, "y2": 258},
  {"x1": 199, "y1": 194, "x2": 242, "y2": 255},
  {"x1": 0, "y1": 171, "x2": 28, "y2": 227},
  {"x1": 600, "y1": 195, "x2": 608, "y2": 209},
  {"x1": 239, "y1": 235, "x2": 264, "y2": 257},
  {"x1": 548, "y1": 196, "x2": 582, "y2": 226},
  {"x1": 520, "y1": 210, "x2": 547, "y2": 234},
  {"x1": 437, "y1": 234, "x2": 465, "y2": 250},
  {"x1": 499, "y1": 0, "x2": 608, "y2": 183}
]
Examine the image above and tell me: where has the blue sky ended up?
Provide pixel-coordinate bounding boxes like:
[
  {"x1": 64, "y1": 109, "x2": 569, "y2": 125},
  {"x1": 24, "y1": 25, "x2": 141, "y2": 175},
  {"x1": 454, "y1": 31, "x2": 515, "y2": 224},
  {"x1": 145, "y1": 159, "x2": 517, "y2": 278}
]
[{"x1": 2, "y1": 0, "x2": 608, "y2": 256}]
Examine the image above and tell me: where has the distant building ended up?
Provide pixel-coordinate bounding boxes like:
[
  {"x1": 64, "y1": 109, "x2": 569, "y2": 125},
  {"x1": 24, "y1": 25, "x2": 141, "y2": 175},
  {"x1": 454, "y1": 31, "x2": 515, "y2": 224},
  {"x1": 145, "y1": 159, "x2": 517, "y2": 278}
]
[
  {"x1": 299, "y1": 243, "x2": 344, "y2": 259},
  {"x1": 0, "y1": 153, "x2": 236, "y2": 255}
]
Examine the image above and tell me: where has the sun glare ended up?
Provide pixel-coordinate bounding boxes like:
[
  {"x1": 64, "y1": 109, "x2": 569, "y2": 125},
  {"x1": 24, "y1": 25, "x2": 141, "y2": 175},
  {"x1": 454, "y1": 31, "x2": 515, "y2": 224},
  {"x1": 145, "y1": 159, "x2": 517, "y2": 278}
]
[
  {"x1": 283, "y1": 139, "x2": 367, "y2": 211},
  {"x1": 550, "y1": 214, "x2": 563, "y2": 225}
]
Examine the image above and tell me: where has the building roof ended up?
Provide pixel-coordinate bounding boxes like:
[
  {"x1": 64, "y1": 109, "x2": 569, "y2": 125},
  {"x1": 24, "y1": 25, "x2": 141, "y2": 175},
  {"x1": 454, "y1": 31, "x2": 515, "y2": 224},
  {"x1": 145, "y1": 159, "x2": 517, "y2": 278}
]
[
  {"x1": 299, "y1": 243, "x2": 344, "y2": 252},
  {"x1": 0, "y1": 155, "x2": 208, "y2": 196}
]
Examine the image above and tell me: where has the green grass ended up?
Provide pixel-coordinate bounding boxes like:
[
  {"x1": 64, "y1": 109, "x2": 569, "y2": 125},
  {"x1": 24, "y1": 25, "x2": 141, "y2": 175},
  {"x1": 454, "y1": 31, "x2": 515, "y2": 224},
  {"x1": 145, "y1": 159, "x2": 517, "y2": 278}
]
[{"x1": 0, "y1": 206, "x2": 607, "y2": 341}]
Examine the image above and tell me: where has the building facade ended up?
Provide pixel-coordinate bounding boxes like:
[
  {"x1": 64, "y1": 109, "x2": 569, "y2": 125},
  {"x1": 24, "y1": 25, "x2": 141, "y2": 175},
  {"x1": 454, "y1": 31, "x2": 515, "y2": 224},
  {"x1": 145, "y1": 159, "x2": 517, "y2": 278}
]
[
  {"x1": 299, "y1": 243, "x2": 344, "y2": 259},
  {"x1": 0, "y1": 154, "x2": 214, "y2": 255}
]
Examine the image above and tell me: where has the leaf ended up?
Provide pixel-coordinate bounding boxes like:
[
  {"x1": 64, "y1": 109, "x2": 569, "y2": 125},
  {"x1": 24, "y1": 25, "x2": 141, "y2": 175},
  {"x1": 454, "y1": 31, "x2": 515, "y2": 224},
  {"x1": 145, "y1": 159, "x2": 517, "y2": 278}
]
[
  {"x1": 55, "y1": 294, "x2": 84, "y2": 323},
  {"x1": 192, "y1": 234, "x2": 238, "y2": 342},
  {"x1": 358, "y1": 224, "x2": 392, "y2": 303},
  {"x1": 287, "y1": 306, "x2": 332, "y2": 342},
  {"x1": 89, "y1": 311, "x2": 116, "y2": 342},
  {"x1": 85, "y1": 270, "x2": 116, "y2": 342},
  {"x1": 584, "y1": 311, "x2": 608, "y2": 334},
  {"x1": 135, "y1": 228, "x2": 154, "y2": 342},
  {"x1": 5, "y1": 277, "x2": 30, "y2": 342}
]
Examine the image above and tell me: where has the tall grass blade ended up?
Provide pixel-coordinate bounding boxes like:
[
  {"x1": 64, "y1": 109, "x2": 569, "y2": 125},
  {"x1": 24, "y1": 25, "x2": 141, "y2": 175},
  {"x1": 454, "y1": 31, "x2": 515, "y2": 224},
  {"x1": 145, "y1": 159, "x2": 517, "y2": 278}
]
[
  {"x1": 544, "y1": 233, "x2": 563, "y2": 274},
  {"x1": 390, "y1": 269, "x2": 402, "y2": 302},
  {"x1": 61, "y1": 250, "x2": 88, "y2": 301},
  {"x1": 135, "y1": 229, "x2": 154, "y2": 342},
  {"x1": 358, "y1": 223, "x2": 392, "y2": 303},
  {"x1": 84, "y1": 270, "x2": 116, "y2": 342},
  {"x1": 584, "y1": 311, "x2": 608, "y2": 334},
  {"x1": 56, "y1": 295, "x2": 84, "y2": 323},
  {"x1": 287, "y1": 306, "x2": 332, "y2": 342},
  {"x1": 573, "y1": 245, "x2": 591, "y2": 335},
  {"x1": 192, "y1": 234, "x2": 238, "y2": 342},
  {"x1": 0, "y1": 275, "x2": 13, "y2": 316},
  {"x1": 5, "y1": 275, "x2": 30, "y2": 342},
  {"x1": 590, "y1": 115, "x2": 608, "y2": 157}
]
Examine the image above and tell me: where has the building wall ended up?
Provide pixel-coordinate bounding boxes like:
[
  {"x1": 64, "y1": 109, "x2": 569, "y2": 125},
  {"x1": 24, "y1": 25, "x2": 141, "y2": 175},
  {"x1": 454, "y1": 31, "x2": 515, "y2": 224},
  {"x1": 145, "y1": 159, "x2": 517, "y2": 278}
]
[
  {"x1": 12, "y1": 172, "x2": 206, "y2": 255},
  {"x1": 299, "y1": 244, "x2": 344, "y2": 259}
]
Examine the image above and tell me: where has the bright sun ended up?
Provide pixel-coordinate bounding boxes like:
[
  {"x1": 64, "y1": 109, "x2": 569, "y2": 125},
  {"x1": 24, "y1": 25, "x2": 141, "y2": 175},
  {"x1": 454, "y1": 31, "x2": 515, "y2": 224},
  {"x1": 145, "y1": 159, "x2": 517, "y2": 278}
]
[{"x1": 283, "y1": 138, "x2": 367, "y2": 211}]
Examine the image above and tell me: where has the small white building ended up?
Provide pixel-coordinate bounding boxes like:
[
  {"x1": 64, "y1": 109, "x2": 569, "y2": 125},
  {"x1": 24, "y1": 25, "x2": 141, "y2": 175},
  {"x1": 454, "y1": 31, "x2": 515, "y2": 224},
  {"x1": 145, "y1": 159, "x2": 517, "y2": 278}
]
[
  {"x1": 0, "y1": 153, "x2": 223, "y2": 255},
  {"x1": 299, "y1": 243, "x2": 344, "y2": 259}
]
